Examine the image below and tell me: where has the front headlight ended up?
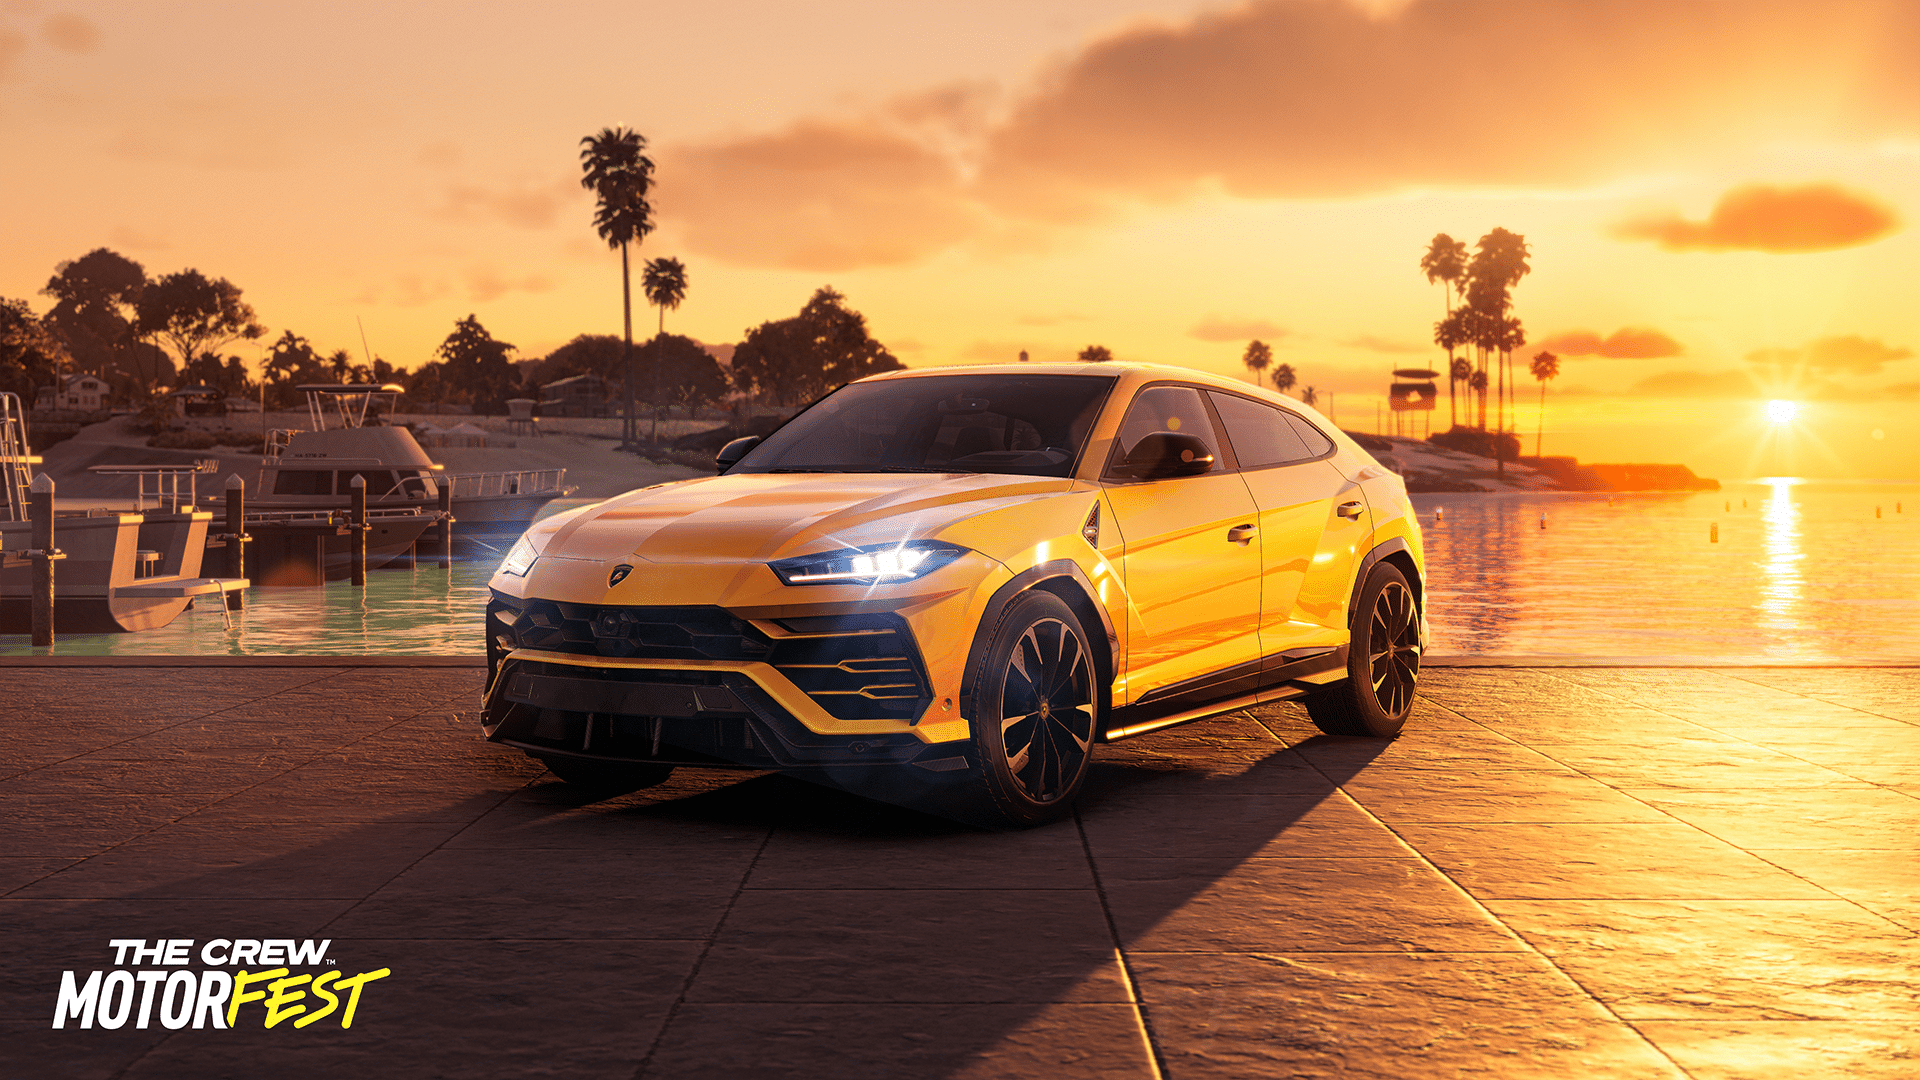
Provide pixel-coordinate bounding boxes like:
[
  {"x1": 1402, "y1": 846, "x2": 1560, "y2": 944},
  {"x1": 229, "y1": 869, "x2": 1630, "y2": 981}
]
[
  {"x1": 498, "y1": 534, "x2": 540, "y2": 577},
  {"x1": 769, "y1": 541, "x2": 968, "y2": 586}
]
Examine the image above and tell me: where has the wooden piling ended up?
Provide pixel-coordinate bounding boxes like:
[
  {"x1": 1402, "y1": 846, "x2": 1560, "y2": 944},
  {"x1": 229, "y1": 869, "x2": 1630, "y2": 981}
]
[
  {"x1": 349, "y1": 474, "x2": 368, "y2": 587},
  {"x1": 223, "y1": 473, "x2": 248, "y2": 611},
  {"x1": 438, "y1": 475, "x2": 454, "y2": 569},
  {"x1": 29, "y1": 473, "x2": 63, "y2": 646}
]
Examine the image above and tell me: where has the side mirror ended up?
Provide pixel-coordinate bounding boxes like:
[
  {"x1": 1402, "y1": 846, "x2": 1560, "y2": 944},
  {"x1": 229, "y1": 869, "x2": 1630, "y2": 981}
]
[
  {"x1": 715, "y1": 436, "x2": 761, "y2": 473},
  {"x1": 1118, "y1": 431, "x2": 1215, "y2": 480}
]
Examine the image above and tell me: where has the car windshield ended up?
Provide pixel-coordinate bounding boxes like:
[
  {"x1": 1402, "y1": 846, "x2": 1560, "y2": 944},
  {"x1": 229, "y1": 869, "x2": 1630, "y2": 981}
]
[{"x1": 732, "y1": 373, "x2": 1116, "y2": 477}]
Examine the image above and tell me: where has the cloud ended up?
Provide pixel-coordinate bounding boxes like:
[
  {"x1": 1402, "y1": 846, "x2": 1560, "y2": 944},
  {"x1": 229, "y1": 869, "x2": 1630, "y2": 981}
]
[
  {"x1": 1342, "y1": 335, "x2": 1425, "y2": 354},
  {"x1": 42, "y1": 13, "x2": 100, "y2": 53},
  {"x1": 1746, "y1": 335, "x2": 1912, "y2": 375},
  {"x1": 435, "y1": 177, "x2": 577, "y2": 230},
  {"x1": 1611, "y1": 183, "x2": 1901, "y2": 253},
  {"x1": 466, "y1": 267, "x2": 556, "y2": 303},
  {"x1": 1189, "y1": 316, "x2": 1287, "y2": 343},
  {"x1": 659, "y1": 0, "x2": 1920, "y2": 270},
  {"x1": 1534, "y1": 328, "x2": 1685, "y2": 359},
  {"x1": 0, "y1": 31, "x2": 24, "y2": 79},
  {"x1": 1630, "y1": 369, "x2": 1760, "y2": 398}
]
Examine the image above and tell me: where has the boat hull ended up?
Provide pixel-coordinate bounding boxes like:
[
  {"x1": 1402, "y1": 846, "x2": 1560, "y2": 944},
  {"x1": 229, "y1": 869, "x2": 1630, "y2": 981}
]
[{"x1": 0, "y1": 512, "x2": 236, "y2": 633}]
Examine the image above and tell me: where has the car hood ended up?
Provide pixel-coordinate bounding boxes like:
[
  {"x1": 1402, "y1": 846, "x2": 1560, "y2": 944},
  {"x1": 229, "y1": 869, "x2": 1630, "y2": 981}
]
[{"x1": 540, "y1": 472, "x2": 1071, "y2": 564}]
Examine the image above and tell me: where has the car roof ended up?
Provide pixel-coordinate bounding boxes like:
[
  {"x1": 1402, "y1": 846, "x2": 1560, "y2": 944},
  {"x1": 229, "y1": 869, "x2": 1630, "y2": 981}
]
[{"x1": 862, "y1": 361, "x2": 1311, "y2": 410}]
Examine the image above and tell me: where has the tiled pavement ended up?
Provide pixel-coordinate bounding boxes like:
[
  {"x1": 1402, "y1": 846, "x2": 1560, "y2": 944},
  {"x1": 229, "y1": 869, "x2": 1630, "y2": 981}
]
[{"x1": 2, "y1": 663, "x2": 1917, "y2": 1078}]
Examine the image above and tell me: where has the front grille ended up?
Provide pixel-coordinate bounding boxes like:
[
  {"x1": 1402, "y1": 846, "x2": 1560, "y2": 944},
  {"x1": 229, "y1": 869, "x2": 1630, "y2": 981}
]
[{"x1": 488, "y1": 596, "x2": 929, "y2": 722}]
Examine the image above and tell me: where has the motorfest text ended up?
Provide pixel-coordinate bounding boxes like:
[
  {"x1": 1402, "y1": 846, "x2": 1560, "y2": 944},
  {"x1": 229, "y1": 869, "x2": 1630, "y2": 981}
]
[{"x1": 51, "y1": 939, "x2": 390, "y2": 1030}]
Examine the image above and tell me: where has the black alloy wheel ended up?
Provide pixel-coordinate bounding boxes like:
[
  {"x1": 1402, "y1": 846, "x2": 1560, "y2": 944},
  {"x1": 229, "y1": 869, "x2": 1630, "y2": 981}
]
[
  {"x1": 1304, "y1": 560, "x2": 1421, "y2": 737},
  {"x1": 954, "y1": 590, "x2": 1098, "y2": 827}
]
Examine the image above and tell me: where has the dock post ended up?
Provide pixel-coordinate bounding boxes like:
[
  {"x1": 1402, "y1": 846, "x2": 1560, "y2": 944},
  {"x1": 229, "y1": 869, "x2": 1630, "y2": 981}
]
[
  {"x1": 349, "y1": 474, "x2": 367, "y2": 587},
  {"x1": 29, "y1": 473, "x2": 64, "y2": 647},
  {"x1": 438, "y1": 476, "x2": 454, "y2": 569},
  {"x1": 223, "y1": 473, "x2": 248, "y2": 611}
]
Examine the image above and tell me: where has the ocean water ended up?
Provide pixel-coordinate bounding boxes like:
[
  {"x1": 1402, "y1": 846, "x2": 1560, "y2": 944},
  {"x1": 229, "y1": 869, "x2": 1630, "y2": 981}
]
[{"x1": 5, "y1": 481, "x2": 1916, "y2": 661}]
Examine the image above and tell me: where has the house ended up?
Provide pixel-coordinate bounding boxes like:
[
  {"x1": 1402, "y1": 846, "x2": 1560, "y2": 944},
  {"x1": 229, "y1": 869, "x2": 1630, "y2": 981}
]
[
  {"x1": 539, "y1": 373, "x2": 611, "y2": 417},
  {"x1": 33, "y1": 374, "x2": 111, "y2": 412}
]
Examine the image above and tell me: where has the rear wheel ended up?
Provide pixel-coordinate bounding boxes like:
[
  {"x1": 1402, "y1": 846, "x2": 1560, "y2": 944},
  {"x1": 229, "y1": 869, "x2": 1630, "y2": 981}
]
[
  {"x1": 536, "y1": 755, "x2": 675, "y2": 795},
  {"x1": 949, "y1": 591, "x2": 1098, "y2": 828},
  {"x1": 1304, "y1": 560, "x2": 1420, "y2": 737}
]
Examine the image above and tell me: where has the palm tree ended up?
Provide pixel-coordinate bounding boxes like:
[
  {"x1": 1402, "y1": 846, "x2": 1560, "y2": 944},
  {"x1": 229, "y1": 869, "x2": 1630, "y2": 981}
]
[
  {"x1": 1422, "y1": 235, "x2": 1468, "y2": 421},
  {"x1": 1271, "y1": 363, "x2": 1297, "y2": 397},
  {"x1": 579, "y1": 126, "x2": 655, "y2": 448},
  {"x1": 1241, "y1": 339, "x2": 1273, "y2": 384},
  {"x1": 1448, "y1": 356, "x2": 1472, "y2": 429},
  {"x1": 1530, "y1": 350, "x2": 1560, "y2": 458},
  {"x1": 641, "y1": 256, "x2": 689, "y2": 440},
  {"x1": 1301, "y1": 386, "x2": 1317, "y2": 408},
  {"x1": 1077, "y1": 345, "x2": 1114, "y2": 362}
]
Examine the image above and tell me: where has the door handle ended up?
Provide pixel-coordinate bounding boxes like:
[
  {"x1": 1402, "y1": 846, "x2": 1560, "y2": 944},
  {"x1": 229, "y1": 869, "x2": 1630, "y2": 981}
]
[
  {"x1": 1336, "y1": 501, "x2": 1365, "y2": 521},
  {"x1": 1227, "y1": 524, "x2": 1257, "y2": 545}
]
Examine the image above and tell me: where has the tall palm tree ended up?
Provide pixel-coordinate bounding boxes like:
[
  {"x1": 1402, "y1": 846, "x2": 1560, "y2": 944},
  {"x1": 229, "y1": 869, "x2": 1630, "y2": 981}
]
[
  {"x1": 1448, "y1": 356, "x2": 1472, "y2": 430},
  {"x1": 1242, "y1": 339, "x2": 1273, "y2": 384},
  {"x1": 1421, "y1": 234, "x2": 1468, "y2": 421},
  {"x1": 579, "y1": 126, "x2": 655, "y2": 448},
  {"x1": 1271, "y1": 363, "x2": 1297, "y2": 397},
  {"x1": 641, "y1": 256, "x2": 689, "y2": 440},
  {"x1": 1301, "y1": 386, "x2": 1318, "y2": 409},
  {"x1": 1530, "y1": 350, "x2": 1560, "y2": 458}
]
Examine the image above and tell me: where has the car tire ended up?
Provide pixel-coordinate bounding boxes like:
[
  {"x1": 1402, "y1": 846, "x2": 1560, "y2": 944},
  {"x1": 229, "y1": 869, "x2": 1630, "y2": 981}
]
[
  {"x1": 536, "y1": 755, "x2": 675, "y2": 795},
  {"x1": 950, "y1": 591, "x2": 1099, "y2": 828},
  {"x1": 1303, "y1": 560, "x2": 1420, "y2": 738}
]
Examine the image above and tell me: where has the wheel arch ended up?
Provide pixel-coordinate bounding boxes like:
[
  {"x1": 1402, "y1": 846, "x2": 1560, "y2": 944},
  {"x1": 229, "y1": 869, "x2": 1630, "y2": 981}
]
[
  {"x1": 957, "y1": 560, "x2": 1116, "y2": 725},
  {"x1": 1348, "y1": 537, "x2": 1424, "y2": 620}
]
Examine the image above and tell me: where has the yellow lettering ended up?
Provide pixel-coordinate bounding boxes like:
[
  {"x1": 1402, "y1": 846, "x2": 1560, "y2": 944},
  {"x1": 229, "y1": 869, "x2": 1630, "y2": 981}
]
[
  {"x1": 293, "y1": 971, "x2": 341, "y2": 1029},
  {"x1": 333, "y1": 968, "x2": 391, "y2": 1029},
  {"x1": 225, "y1": 968, "x2": 287, "y2": 1027},
  {"x1": 262, "y1": 973, "x2": 312, "y2": 1029}
]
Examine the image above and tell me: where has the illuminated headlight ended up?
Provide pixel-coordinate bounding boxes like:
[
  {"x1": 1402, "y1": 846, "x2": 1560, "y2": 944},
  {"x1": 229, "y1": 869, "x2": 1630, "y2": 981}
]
[
  {"x1": 770, "y1": 541, "x2": 967, "y2": 586},
  {"x1": 498, "y1": 534, "x2": 540, "y2": 577}
]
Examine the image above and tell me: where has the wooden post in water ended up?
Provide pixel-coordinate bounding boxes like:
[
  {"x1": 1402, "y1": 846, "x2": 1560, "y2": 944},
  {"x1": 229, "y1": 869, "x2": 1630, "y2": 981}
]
[
  {"x1": 438, "y1": 475, "x2": 454, "y2": 569},
  {"x1": 29, "y1": 474, "x2": 63, "y2": 647},
  {"x1": 224, "y1": 473, "x2": 247, "y2": 611},
  {"x1": 349, "y1": 473, "x2": 367, "y2": 587}
]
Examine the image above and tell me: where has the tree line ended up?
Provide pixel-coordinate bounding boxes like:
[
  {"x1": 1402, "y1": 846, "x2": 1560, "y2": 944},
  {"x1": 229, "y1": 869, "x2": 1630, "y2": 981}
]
[{"x1": 1, "y1": 245, "x2": 900, "y2": 422}]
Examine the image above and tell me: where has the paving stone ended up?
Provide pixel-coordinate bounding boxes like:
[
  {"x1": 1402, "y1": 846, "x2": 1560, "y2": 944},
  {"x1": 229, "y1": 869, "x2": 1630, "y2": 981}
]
[
  {"x1": 751, "y1": 818, "x2": 1094, "y2": 890},
  {"x1": 1080, "y1": 791, "x2": 1413, "y2": 859},
  {"x1": 1099, "y1": 857, "x2": 1522, "y2": 953},
  {"x1": 1336, "y1": 767, "x2": 1670, "y2": 823},
  {"x1": 0, "y1": 752, "x2": 311, "y2": 797},
  {"x1": 1537, "y1": 742, "x2": 1855, "y2": 790},
  {"x1": 1633, "y1": 1019, "x2": 1920, "y2": 1079},
  {"x1": 1487, "y1": 899, "x2": 1920, "y2": 1020},
  {"x1": 1395, "y1": 823, "x2": 1831, "y2": 900},
  {"x1": 1748, "y1": 848, "x2": 1920, "y2": 931},
  {"x1": 642, "y1": 1002, "x2": 1156, "y2": 1080},
  {"x1": 0, "y1": 793, "x2": 217, "y2": 858},
  {"x1": 1622, "y1": 786, "x2": 1920, "y2": 849},
  {"x1": 691, "y1": 888, "x2": 1129, "y2": 1004},
  {"x1": 1132, "y1": 951, "x2": 1683, "y2": 1079}
]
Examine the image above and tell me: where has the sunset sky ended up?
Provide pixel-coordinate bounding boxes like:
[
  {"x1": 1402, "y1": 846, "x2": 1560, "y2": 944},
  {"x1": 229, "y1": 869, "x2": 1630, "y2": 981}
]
[{"x1": 3, "y1": 0, "x2": 1917, "y2": 479}]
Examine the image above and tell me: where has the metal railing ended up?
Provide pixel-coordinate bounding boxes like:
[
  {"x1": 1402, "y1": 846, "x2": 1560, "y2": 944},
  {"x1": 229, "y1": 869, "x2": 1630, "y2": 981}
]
[
  {"x1": 440, "y1": 469, "x2": 568, "y2": 498},
  {"x1": 0, "y1": 392, "x2": 32, "y2": 522}
]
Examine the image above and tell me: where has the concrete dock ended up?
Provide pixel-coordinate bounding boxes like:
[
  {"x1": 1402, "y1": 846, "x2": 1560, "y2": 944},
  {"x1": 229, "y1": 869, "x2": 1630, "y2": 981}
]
[{"x1": 2, "y1": 661, "x2": 1916, "y2": 1078}]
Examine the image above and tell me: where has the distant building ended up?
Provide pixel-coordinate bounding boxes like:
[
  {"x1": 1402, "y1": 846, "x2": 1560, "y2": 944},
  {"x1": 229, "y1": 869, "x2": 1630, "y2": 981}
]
[
  {"x1": 33, "y1": 374, "x2": 111, "y2": 412},
  {"x1": 539, "y1": 373, "x2": 611, "y2": 417}
]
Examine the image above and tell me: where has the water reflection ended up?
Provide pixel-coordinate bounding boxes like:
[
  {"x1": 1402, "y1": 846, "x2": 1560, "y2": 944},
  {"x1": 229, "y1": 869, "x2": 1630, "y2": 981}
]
[{"x1": 1756, "y1": 478, "x2": 1805, "y2": 638}]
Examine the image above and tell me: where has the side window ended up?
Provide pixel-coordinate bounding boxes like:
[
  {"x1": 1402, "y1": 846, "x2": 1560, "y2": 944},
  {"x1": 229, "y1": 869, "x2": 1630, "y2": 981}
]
[
  {"x1": 1206, "y1": 392, "x2": 1317, "y2": 468},
  {"x1": 1106, "y1": 386, "x2": 1223, "y2": 477},
  {"x1": 273, "y1": 470, "x2": 331, "y2": 496},
  {"x1": 1284, "y1": 413, "x2": 1336, "y2": 457}
]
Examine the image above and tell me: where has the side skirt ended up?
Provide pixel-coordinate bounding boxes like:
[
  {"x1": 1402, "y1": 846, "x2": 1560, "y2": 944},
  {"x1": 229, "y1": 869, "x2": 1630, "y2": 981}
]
[{"x1": 1101, "y1": 645, "x2": 1347, "y2": 742}]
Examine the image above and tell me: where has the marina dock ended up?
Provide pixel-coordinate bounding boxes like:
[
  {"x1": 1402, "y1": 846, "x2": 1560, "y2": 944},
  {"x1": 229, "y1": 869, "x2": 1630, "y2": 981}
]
[{"x1": 2, "y1": 661, "x2": 1915, "y2": 1078}]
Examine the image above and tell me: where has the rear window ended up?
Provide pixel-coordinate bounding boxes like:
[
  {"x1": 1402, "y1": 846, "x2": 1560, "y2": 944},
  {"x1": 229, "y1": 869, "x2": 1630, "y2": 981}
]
[{"x1": 733, "y1": 374, "x2": 1115, "y2": 477}]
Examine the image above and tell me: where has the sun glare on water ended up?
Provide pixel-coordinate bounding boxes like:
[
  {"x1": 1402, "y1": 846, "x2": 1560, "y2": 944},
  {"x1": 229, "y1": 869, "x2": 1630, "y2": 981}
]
[{"x1": 1767, "y1": 399, "x2": 1798, "y2": 425}]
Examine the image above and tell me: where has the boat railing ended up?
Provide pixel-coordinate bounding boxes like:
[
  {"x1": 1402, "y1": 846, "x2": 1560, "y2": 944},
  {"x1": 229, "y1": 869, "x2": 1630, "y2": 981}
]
[
  {"x1": 1, "y1": 392, "x2": 35, "y2": 522},
  {"x1": 244, "y1": 505, "x2": 435, "y2": 527},
  {"x1": 263, "y1": 428, "x2": 298, "y2": 465},
  {"x1": 440, "y1": 468, "x2": 569, "y2": 497},
  {"x1": 85, "y1": 460, "x2": 221, "y2": 513}
]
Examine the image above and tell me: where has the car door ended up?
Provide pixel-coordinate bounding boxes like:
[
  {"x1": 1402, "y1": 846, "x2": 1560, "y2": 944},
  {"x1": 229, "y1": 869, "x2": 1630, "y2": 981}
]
[
  {"x1": 1206, "y1": 392, "x2": 1372, "y2": 685},
  {"x1": 1101, "y1": 385, "x2": 1263, "y2": 706}
]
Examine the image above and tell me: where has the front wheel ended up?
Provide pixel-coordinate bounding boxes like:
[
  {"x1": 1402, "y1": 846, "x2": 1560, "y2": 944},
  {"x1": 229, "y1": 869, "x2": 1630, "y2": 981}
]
[
  {"x1": 948, "y1": 591, "x2": 1099, "y2": 828},
  {"x1": 1303, "y1": 560, "x2": 1421, "y2": 737}
]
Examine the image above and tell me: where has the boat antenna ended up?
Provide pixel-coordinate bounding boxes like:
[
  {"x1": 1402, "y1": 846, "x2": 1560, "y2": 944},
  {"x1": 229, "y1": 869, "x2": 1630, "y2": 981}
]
[{"x1": 356, "y1": 315, "x2": 375, "y2": 374}]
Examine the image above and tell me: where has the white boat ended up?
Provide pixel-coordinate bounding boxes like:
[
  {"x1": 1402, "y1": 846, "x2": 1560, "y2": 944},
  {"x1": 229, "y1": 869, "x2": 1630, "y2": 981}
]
[{"x1": 214, "y1": 385, "x2": 574, "y2": 547}]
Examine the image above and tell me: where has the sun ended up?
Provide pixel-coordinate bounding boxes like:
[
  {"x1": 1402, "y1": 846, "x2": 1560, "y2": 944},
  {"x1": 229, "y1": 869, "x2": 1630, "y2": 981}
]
[{"x1": 1767, "y1": 399, "x2": 1798, "y2": 425}]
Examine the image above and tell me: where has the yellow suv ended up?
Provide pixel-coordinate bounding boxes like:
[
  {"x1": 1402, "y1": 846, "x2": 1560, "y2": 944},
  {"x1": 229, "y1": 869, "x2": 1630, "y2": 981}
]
[{"x1": 482, "y1": 363, "x2": 1425, "y2": 826}]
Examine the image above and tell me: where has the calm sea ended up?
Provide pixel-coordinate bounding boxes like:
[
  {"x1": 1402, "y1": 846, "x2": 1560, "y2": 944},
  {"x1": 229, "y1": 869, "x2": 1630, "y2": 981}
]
[{"x1": 5, "y1": 481, "x2": 1916, "y2": 661}]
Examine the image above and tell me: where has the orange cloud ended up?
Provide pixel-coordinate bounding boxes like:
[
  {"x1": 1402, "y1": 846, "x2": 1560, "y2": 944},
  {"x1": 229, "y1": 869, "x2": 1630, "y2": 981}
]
[
  {"x1": 1630, "y1": 369, "x2": 1760, "y2": 398},
  {"x1": 1611, "y1": 183, "x2": 1901, "y2": 253},
  {"x1": 1535, "y1": 328, "x2": 1685, "y2": 359},
  {"x1": 435, "y1": 178, "x2": 577, "y2": 230},
  {"x1": 1189, "y1": 317, "x2": 1287, "y2": 343},
  {"x1": 0, "y1": 31, "x2": 25, "y2": 79},
  {"x1": 1342, "y1": 335, "x2": 1425, "y2": 354},
  {"x1": 1746, "y1": 335, "x2": 1912, "y2": 375},
  {"x1": 659, "y1": 1, "x2": 1920, "y2": 270},
  {"x1": 42, "y1": 14, "x2": 101, "y2": 53}
]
